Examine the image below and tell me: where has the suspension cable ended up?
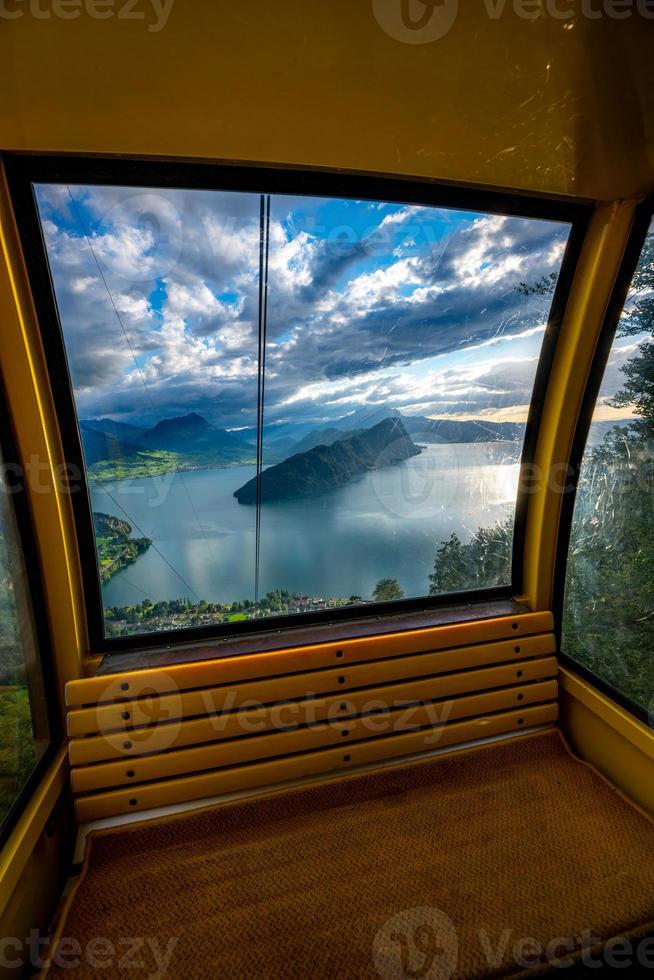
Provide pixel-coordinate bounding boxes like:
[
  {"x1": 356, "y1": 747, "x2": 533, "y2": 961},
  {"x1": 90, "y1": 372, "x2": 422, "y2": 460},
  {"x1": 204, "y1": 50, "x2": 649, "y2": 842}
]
[{"x1": 254, "y1": 194, "x2": 271, "y2": 607}]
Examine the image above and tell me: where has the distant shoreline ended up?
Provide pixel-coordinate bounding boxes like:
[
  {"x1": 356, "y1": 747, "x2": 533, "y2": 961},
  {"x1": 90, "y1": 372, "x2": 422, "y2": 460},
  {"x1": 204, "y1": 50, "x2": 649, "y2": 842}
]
[{"x1": 92, "y1": 439, "x2": 524, "y2": 487}]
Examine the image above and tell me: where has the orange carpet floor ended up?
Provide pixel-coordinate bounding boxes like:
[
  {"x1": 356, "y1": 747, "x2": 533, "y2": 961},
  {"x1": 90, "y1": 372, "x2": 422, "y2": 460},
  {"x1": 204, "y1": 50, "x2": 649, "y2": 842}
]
[{"x1": 46, "y1": 730, "x2": 654, "y2": 978}]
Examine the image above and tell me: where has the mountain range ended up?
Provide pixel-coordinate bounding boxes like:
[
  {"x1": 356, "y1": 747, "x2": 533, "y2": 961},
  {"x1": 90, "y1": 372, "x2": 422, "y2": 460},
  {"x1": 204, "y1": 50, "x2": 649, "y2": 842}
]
[
  {"x1": 80, "y1": 413, "x2": 255, "y2": 472},
  {"x1": 138, "y1": 413, "x2": 253, "y2": 460},
  {"x1": 269, "y1": 404, "x2": 524, "y2": 447},
  {"x1": 285, "y1": 425, "x2": 365, "y2": 456},
  {"x1": 234, "y1": 417, "x2": 421, "y2": 504},
  {"x1": 80, "y1": 406, "x2": 529, "y2": 478}
]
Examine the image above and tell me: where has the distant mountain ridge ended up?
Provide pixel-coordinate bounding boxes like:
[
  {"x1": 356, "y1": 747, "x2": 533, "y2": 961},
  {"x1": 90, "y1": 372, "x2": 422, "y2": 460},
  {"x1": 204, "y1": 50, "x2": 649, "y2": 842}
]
[
  {"x1": 139, "y1": 412, "x2": 252, "y2": 460},
  {"x1": 82, "y1": 418, "x2": 147, "y2": 443},
  {"x1": 80, "y1": 412, "x2": 255, "y2": 473},
  {"x1": 289, "y1": 405, "x2": 524, "y2": 451},
  {"x1": 288, "y1": 426, "x2": 365, "y2": 456},
  {"x1": 234, "y1": 417, "x2": 421, "y2": 505},
  {"x1": 79, "y1": 423, "x2": 148, "y2": 467},
  {"x1": 80, "y1": 407, "x2": 527, "y2": 479},
  {"x1": 403, "y1": 416, "x2": 524, "y2": 444}
]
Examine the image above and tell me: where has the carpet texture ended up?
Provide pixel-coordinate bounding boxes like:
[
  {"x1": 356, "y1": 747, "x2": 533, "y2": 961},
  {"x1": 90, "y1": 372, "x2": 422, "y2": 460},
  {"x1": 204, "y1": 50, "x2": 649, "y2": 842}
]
[{"x1": 46, "y1": 731, "x2": 654, "y2": 979}]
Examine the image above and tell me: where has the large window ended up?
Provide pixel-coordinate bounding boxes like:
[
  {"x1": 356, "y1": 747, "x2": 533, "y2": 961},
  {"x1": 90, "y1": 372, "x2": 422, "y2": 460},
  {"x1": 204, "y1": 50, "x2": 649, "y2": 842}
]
[
  {"x1": 0, "y1": 411, "x2": 53, "y2": 839},
  {"x1": 19, "y1": 164, "x2": 578, "y2": 646},
  {"x1": 561, "y1": 215, "x2": 654, "y2": 717}
]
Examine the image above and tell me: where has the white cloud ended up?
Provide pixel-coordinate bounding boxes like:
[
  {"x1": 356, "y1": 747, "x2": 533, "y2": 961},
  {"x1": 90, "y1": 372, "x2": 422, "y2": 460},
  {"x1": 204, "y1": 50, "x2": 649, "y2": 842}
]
[{"x1": 35, "y1": 184, "x2": 570, "y2": 427}]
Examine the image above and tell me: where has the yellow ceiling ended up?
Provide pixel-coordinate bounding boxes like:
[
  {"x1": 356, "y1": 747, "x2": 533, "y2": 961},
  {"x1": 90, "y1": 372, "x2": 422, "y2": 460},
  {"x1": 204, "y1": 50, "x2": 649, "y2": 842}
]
[{"x1": 0, "y1": 2, "x2": 653, "y2": 202}]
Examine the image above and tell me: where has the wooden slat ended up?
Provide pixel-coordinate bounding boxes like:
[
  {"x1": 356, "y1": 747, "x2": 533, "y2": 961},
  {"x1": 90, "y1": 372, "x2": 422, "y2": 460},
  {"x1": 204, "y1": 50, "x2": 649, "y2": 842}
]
[
  {"x1": 96, "y1": 600, "x2": 530, "y2": 674},
  {"x1": 74, "y1": 702, "x2": 558, "y2": 821},
  {"x1": 67, "y1": 633, "x2": 555, "y2": 737},
  {"x1": 69, "y1": 654, "x2": 557, "y2": 765},
  {"x1": 66, "y1": 611, "x2": 554, "y2": 707},
  {"x1": 71, "y1": 680, "x2": 557, "y2": 793}
]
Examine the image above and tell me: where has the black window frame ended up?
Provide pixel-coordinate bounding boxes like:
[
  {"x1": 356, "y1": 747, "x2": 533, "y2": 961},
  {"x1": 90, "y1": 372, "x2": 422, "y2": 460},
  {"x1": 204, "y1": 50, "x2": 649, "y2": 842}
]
[
  {"x1": 0, "y1": 375, "x2": 60, "y2": 848},
  {"x1": 4, "y1": 153, "x2": 591, "y2": 655},
  {"x1": 554, "y1": 195, "x2": 654, "y2": 726}
]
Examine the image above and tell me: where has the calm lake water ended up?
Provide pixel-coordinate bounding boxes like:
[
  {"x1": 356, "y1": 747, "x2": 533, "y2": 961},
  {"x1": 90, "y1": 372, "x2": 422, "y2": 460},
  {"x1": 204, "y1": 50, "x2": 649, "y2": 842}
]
[{"x1": 92, "y1": 443, "x2": 520, "y2": 608}]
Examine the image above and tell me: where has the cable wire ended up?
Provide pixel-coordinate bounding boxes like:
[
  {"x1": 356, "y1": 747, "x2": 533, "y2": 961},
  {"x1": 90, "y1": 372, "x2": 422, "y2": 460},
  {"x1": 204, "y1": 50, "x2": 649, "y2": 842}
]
[
  {"x1": 88, "y1": 474, "x2": 202, "y2": 603},
  {"x1": 65, "y1": 185, "x2": 216, "y2": 598},
  {"x1": 254, "y1": 194, "x2": 271, "y2": 607}
]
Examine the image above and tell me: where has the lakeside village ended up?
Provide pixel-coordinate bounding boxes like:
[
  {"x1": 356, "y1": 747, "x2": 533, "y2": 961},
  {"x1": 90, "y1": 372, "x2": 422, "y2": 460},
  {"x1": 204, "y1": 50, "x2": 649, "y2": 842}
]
[
  {"x1": 104, "y1": 591, "x2": 371, "y2": 636},
  {"x1": 96, "y1": 512, "x2": 407, "y2": 636}
]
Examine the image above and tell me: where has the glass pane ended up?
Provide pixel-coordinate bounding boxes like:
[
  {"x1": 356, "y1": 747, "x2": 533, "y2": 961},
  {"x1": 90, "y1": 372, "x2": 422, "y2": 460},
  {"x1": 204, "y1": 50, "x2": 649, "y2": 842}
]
[
  {"x1": 35, "y1": 183, "x2": 571, "y2": 639},
  {"x1": 0, "y1": 441, "x2": 50, "y2": 830},
  {"x1": 252, "y1": 197, "x2": 570, "y2": 619},
  {"x1": 562, "y1": 217, "x2": 654, "y2": 713},
  {"x1": 35, "y1": 184, "x2": 261, "y2": 639}
]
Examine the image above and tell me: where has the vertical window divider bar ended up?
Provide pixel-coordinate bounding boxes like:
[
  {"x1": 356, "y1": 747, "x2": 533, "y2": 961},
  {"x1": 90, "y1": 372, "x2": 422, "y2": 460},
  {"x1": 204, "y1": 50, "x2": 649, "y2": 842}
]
[
  {"x1": 255, "y1": 194, "x2": 271, "y2": 607},
  {"x1": 3, "y1": 154, "x2": 592, "y2": 653}
]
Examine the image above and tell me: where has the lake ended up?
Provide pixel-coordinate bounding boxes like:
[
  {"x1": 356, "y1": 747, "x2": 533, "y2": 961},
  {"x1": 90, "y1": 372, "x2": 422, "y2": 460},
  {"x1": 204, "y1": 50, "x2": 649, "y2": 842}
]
[{"x1": 92, "y1": 442, "x2": 520, "y2": 609}]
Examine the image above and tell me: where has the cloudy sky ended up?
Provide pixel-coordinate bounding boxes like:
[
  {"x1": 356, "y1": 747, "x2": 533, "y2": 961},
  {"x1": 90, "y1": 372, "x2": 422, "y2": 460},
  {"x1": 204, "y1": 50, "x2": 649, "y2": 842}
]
[{"x1": 35, "y1": 183, "x2": 574, "y2": 434}]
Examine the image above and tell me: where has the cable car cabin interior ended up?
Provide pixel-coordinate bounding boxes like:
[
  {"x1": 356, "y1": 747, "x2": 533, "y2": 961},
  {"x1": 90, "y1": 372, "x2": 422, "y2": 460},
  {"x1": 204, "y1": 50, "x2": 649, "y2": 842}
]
[{"x1": 1, "y1": 4, "x2": 654, "y2": 978}]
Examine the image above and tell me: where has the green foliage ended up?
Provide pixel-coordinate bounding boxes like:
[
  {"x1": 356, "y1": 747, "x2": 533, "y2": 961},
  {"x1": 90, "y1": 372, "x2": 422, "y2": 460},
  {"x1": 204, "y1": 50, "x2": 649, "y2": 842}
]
[
  {"x1": 0, "y1": 510, "x2": 29, "y2": 685},
  {"x1": 610, "y1": 233, "x2": 654, "y2": 435},
  {"x1": 0, "y1": 493, "x2": 39, "y2": 825},
  {"x1": 515, "y1": 271, "x2": 558, "y2": 297},
  {"x1": 561, "y1": 228, "x2": 654, "y2": 711},
  {"x1": 372, "y1": 578, "x2": 404, "y2": 602},
  {"x1": 429, "y1": 534, "x2": 469, "y2": 593},
  {"x1": 611, "y1": 341, "x2": 654, "y2": 433},
  {"x1": 0, "y1": 686, "x2": 37, "y2": 826},
  {"x1": 89, "y1": 449, "x2": 186, "y2": 481},
  {"x1": 90, "y1": 450, "x2": 257, "y2": 481},
  {"x1": 93, "y1": 512, "x2": 151, "y2": 583},
  {"x1": 429, "y1": 519, "x2": 513, "y2": 595},
  {"x1": 618, "y1": 231, "x2": 654, "y2": 339},
  {"x1": 561, "y1": 421, "x2": 653, "y2": 707},
  {"x1": 103, "y1": 589, "x2": 355, "y2": 636}
]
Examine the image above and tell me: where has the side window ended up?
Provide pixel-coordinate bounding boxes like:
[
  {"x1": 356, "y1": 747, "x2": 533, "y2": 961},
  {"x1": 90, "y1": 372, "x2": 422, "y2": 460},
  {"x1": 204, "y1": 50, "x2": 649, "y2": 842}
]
[
  {"x1": 0, "y1": 414, "x2": 53, "y2": 839},
  {"x1": 562, "y1": 216, "x2": 654, "y2": 715}
]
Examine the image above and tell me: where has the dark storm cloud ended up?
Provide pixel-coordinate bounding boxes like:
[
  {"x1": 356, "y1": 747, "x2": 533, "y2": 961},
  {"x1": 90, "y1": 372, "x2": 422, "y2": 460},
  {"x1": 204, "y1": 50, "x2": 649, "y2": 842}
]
[
  {"x1": 36, "y1": 188, "x2": 570, "y2": 426},
  {"x1": 297, "y1": 237, "x2": 371, "y2": 303},
  {"x1": 263, "y1": 213, "x2": 567, "y2": 388}
]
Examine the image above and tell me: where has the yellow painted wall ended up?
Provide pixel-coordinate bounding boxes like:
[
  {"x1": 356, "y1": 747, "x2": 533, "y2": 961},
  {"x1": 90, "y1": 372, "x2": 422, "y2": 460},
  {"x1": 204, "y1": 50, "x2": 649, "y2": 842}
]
[
  {"x1": 0, "y1": 2, "x2": 653, "y2": 202},
  {"x1": 0, "y1": 168, "x2": 87, "y2": 700},
  {"x1": 559, "y1": 669, "x2": 654, "y2": 818}
]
